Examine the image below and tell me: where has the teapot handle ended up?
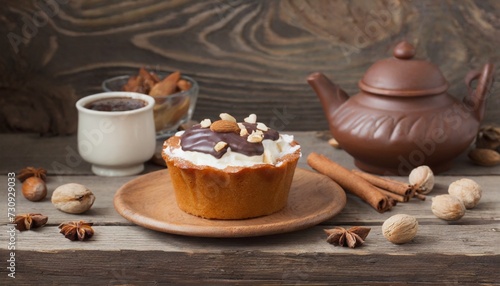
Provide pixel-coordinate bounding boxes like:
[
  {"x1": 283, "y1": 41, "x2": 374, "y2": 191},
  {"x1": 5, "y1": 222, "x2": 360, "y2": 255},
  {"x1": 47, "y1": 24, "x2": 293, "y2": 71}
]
[{"x1": 464, "y1": 63, "x2": 495, "y2": 121}]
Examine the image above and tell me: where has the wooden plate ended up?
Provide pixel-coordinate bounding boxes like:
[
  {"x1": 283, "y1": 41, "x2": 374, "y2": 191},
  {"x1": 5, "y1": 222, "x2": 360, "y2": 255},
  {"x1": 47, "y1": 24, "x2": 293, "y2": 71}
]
[{"x1": 114, "y1": 168, "x2": 346, "y2": 237}]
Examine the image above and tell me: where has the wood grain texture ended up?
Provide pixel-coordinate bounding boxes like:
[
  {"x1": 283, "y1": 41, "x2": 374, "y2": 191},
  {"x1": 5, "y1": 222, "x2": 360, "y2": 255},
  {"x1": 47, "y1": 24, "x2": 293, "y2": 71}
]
[
  {"x1": 0, "y1": 226, "x2": 498, "y2": 284},
  {"x1": 113, "y1": 168, "x2": 346, "y2": 237},
  {"x1": 0, "y1": 250, "x2": 497, "y2": 284},
  {"x1": 0, "y1": 0, "x2": 498, "y2": 133},
  {"x1": 1, "y1": 173, "x2": 499, "y2": 227},
  {"x1": 1, "y1": 132, "x2": 499, "y2": 177},
  {"x1": 0, "y1": 133, "x2": 499, "y2": 284}
]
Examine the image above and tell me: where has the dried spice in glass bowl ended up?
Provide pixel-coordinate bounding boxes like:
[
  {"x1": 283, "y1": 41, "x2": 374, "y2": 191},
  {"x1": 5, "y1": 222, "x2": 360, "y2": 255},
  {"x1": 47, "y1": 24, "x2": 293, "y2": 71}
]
[{"x1": 102, "y1": 68, "x2": 199, "y2": 138}]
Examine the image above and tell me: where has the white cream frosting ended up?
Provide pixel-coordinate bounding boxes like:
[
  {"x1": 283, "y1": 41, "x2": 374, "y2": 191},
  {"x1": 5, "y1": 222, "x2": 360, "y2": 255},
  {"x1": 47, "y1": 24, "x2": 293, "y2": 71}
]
[{"x1": 164, "y1": 131, "x2": 301, "y2": 169}]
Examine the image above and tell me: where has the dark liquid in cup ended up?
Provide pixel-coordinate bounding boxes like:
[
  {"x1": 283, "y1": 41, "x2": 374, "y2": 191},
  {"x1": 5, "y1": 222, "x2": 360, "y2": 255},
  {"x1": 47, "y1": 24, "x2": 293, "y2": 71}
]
[{"x1": 85, "y1": 97, "x2": 146, "y2": 111}]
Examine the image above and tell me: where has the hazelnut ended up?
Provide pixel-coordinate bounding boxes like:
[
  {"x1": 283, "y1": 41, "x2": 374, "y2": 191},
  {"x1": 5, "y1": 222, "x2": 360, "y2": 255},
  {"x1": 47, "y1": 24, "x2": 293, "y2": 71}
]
[
  {"x1": 409, "y1": 165, "x2": 434, "y2": 194},
  {"x1": 448, "y1": 178, "x2": 482, "y2": 209},
  {"x1": 51, "y1": 183, "x2": 95, "y2": 214},
  {"x1": 431, "y1": 194, "x2": 465, "y2": 221},
  {"x1": 22, "y1": 177, "x2": 47, "y2": 202},
  {"x1": 382, "y1": 214, "x2": 418, "y2": 244}
]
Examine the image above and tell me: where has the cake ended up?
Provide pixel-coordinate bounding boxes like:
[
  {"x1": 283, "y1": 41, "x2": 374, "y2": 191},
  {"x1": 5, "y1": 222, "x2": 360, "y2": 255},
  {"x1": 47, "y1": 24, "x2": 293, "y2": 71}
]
[{"x1": 162, "y1": 113, "x2": 301, "y2": 219}]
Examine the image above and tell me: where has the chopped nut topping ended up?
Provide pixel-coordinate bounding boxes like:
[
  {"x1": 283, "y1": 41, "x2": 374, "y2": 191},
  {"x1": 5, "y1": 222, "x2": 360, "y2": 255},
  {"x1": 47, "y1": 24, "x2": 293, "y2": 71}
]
[
  {"x1": 214, "y1": 141, "x2": 228, "y2": 152},
  {"x1": 219, "y1": 113, "x2": 236, "y2": 122},
  {"x1": 237, "y1": 123, "x2": 248, "y2": 136},
  {"x1": 256, "y1": 122, "x2": 268, "y2": 131},
  {"x1": 200, "y1": 119, "x2": 212, "y2": 128},
  {"x1": 244, "y1": 114, "x2": 257, "y2": 124},
  {"x1": 240, "y1": 128, "x2": 249, "y2": 136},
  {"x1": 247, "y1": 130, "x2": 264, "y2": 143},
  {"x1": 210, "y1": 120, "x2": 240, "y2": 133}
]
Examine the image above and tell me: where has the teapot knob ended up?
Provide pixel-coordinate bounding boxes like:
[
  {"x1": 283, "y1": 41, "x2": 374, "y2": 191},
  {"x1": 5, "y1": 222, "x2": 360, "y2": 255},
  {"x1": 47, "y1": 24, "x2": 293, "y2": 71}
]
[{"x1": 393, "y1": 41, "x2": 415, "y2": 59}]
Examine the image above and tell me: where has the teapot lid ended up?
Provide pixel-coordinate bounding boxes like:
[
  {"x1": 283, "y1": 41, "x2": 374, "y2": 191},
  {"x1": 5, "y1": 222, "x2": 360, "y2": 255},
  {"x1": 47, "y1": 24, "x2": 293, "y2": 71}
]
[{"x1": 359, "y1": 41, "x2": 449, "y2": 96}]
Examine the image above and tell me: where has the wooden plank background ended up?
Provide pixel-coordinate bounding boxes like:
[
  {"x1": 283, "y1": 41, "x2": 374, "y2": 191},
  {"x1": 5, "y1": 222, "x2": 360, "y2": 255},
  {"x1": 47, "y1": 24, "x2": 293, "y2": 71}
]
[{"x1": 0, "y1": 0, "x2": 499, "y2": 134}]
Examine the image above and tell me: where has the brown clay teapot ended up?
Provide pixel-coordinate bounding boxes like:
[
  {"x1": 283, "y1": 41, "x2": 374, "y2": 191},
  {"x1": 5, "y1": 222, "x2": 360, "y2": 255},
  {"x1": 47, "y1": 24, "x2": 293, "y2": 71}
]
[{"x1": 308, "y1": 41, "x2": 495, "y2": 175}]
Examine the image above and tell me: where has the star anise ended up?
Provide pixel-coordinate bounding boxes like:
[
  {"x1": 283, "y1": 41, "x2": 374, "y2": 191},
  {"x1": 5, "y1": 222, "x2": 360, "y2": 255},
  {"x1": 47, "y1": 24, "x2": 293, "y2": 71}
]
[
  {"x1": 17, "y1": 167, "x2": 47, "y2": 182},
  {"x1": 14, "y1": 213, "x2": 48, "y2": 231},
  {"x1": 324, "y1": 226, "x2": 371, "y2": 248},
  {"x1": 59, "y1": 221, "x2": 94, "y2": 241}
]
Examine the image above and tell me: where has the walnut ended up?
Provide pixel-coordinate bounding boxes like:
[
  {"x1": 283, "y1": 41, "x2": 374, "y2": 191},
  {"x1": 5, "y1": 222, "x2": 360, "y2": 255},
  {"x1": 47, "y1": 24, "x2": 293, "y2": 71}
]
[
  {"x1": 448, "y1": 178, "x2": 482, "y2": 209},
  {"x1": 431, "y1": 194, "x2": 465, "y2": 221},
  {"x1": 51, "y1": 183, "x2": 95, "y2": 214},
  {"x1": 382, "y1": 214, "x2": 418, "y2": 244},
  {"x1": 409, "y1": 165, "x2": 434, "y2": 194}
]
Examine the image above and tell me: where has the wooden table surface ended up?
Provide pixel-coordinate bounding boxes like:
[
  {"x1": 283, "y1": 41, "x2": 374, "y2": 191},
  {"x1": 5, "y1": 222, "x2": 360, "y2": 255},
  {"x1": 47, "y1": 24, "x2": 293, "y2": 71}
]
[{"x1": 0, "y1": 132, "x2": 499, "y2": 285}]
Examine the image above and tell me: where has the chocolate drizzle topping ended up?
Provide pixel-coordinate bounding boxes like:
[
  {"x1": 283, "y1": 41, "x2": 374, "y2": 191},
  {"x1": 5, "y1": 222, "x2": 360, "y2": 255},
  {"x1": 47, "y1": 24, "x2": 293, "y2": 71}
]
[{"x1": 180, "y1": 122, "x2": 279, "y2": 158}]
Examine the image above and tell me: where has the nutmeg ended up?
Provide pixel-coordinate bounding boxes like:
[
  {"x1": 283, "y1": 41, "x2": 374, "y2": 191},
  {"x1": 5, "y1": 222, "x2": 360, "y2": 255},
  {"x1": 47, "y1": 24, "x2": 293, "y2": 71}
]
[
  {"x1": 382, "y1": 214, "x2": 418, "y2": 244},
  {"x1": 22, "y1": 177, "x2": 47, "y2": 202},
  {"x1": 51, "y1": 183, "x2": 95, "y2": 214},
  {"x1": 431, "y1": 194, "x2": 465, "y2": 221},
  {"x1": 409, "y1": 165, "x2": 434, "y2": 194},
  {"x1": 448, "y1": 178, "x2": 482, "y2": 209}
]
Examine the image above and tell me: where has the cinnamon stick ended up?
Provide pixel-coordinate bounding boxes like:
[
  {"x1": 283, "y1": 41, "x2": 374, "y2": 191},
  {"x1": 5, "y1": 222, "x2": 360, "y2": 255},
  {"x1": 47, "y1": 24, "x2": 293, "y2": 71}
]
[
  {"x1": 388, "y1": 197, "x2": 398, "y2": 207},
  {"x1": 352, "y1": 169, "x2": 412, "y2": 197},
  {"x1": 413, "y1": 192, "x2": 426, "y2": 201},
  {"x1": 375, "y1": 187, "x2": 409, "y2": 203},
  {"x1": 307, "y1": 153, "x2": 391, "y2": 213}
]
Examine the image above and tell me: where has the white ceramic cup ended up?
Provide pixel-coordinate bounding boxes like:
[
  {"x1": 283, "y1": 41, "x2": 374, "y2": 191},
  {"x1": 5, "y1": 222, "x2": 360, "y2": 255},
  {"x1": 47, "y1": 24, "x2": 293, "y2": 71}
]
[{"x1": 76, "y1": 92, "x2": 156, "y2": 176}]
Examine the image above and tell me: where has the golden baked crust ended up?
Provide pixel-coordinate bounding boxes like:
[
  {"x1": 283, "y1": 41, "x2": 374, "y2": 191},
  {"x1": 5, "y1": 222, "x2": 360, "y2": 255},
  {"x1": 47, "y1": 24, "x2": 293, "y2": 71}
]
[{"x1": 163, "y1": 136, "x2": 300, "y2": 219}]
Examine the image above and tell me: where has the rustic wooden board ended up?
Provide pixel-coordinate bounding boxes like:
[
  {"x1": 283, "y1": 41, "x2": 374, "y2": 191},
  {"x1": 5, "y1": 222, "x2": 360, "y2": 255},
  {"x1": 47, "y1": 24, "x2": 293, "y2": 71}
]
[
  {"x1": 2, "y1": 223, "x2": 498, "y2": 255},
  {"x1": 1, "y1": 0, "x2": 499, "y2": 133},
  {"x1": 1, "y1": 132, "x2": 499, "y2": 176},
  {"x1": 1, "y1": 250, "x2": 498, "y2": 284},
  {"x1": 0, "y1": 174, "x2": 498, "y2": 226},
  {"x1": 0, "y1": 133, "x2": 499, "y2": 284},
  {"x1": 0, "y1": 224, "x2": 498, "y2": 284}
]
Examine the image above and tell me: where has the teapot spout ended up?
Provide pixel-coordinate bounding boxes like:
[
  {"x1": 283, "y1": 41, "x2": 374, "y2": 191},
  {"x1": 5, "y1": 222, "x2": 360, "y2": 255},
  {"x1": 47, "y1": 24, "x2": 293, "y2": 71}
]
[
  {"x1": 464, "y1": 63, "x2": 495, "y2": 121},
  {"x1": 307, "y1": 72, "x2": 349, "y2": 126}
]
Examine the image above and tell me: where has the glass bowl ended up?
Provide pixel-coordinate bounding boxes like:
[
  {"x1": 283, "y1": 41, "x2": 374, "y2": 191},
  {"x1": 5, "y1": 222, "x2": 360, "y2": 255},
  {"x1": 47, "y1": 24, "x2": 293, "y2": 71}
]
[{"x1": 102, "y1": 73, "x2": 199, "y2": 138}]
